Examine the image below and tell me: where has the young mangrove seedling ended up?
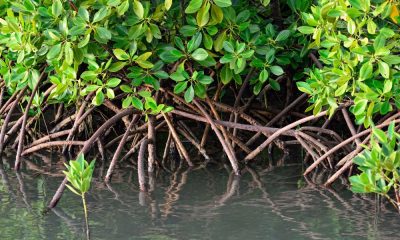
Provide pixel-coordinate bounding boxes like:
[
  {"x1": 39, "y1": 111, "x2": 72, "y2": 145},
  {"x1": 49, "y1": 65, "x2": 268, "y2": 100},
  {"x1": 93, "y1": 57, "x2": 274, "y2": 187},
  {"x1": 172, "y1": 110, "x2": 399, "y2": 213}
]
[{"x1": 63, "y1": 154, "x2": 95, "y2": 236}]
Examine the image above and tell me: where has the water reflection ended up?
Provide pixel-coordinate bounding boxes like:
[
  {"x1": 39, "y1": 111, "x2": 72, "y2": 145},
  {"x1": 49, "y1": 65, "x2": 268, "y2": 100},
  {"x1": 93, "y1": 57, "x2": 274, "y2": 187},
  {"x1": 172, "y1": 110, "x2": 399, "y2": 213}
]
[{"x1": 0, "y1": 153, "x2": 399, "y2": 240}]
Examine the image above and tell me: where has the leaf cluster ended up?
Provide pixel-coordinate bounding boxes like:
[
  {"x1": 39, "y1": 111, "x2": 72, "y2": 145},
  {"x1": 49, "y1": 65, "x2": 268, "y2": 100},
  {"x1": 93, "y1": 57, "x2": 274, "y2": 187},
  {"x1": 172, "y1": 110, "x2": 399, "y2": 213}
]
[
  {"x1": 0, "y1": 0, "x2": 306, "y2": 115},
  {"x1": 63, "y1": 154, "x2": 95, "y2": 196},
  {"x1": 297, "y1": 0, "x2": 400, "y2": 127}
]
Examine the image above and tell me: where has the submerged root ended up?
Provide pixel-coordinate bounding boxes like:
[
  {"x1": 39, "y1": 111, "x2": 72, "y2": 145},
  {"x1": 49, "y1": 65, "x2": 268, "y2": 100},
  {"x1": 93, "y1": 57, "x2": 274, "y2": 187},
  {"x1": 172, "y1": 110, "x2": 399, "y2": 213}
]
[{"x1": 0, "y1": 82, "x2": 386, "y2": 208}]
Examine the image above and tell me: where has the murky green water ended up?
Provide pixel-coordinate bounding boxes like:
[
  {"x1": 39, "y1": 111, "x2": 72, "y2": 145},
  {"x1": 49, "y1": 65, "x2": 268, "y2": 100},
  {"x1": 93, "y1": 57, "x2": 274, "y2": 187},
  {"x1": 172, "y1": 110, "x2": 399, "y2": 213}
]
[{"x1": 0, "y1": 153, "x2": 399, "y2": 240}]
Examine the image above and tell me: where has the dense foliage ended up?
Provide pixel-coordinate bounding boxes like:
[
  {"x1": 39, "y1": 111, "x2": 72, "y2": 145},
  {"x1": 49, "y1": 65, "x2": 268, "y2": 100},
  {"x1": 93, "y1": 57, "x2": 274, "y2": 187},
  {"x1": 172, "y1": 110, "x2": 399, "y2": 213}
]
[
  {"x1": 0, "y1": 0, "x2": 307, "y2": 116},
  {"x1": 3, "y1": 0, "x2": 400, "y2": 207},
  {"x1": 350, "y1": 121, "x2": 400, "y2": 205},
  {"x1": 297, "y1": 0, "x2": 400, "y2": 127}
]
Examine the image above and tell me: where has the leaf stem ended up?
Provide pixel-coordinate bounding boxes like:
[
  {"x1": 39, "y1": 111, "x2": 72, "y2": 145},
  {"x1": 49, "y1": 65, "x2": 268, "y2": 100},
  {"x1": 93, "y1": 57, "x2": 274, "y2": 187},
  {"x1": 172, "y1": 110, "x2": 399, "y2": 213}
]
[{"x1": 82, "y1": 193, "x2": 90, "y2": 239}]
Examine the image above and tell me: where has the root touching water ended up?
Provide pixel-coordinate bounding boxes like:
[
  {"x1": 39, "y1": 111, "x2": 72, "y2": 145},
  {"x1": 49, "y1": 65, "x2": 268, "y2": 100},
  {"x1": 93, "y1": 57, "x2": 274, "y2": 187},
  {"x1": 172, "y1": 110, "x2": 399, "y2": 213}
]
[{"x1": 0, "y1": 55, "x2": 395, "y2": 208}]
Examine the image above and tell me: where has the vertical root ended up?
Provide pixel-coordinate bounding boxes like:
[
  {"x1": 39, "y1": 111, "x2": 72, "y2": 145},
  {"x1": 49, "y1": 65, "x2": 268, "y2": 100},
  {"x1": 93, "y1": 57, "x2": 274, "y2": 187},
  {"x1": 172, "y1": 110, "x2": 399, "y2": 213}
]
[
  {"x1": 15, "y1": 71, "x2": 45, "y2": 170},
  {"x1": 105, "y1": 115, "x2": 139, "y2": 182},
  {"x1": 138, "y1": 139, "x2": 147, "y2": 192},
  {"x1": 162, "y1": 112, "x2": 193, "y2": 167},
  {"x1": 147, "y1": 115, "x2": 156, "y2": 172}
]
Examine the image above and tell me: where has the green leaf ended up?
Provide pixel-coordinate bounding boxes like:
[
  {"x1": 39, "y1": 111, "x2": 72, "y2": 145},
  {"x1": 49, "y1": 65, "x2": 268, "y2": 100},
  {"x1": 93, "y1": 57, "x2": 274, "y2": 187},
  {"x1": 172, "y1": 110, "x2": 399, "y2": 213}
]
[
  {"x1": 133, "y1": 0, "x2": 144, "y2": 18},
  {"x1": 347, "y1": 18, "x2": 356, "y2": 35},
  {"x1": 106, "y1": 88, "x2": 115, "y2": 99},
  {"x1": 185, "y1": 0, "x2": 203, "y2": 14},
  {"x1": 165, "y1": 0, "x2": 173, "y2": 10},
  {"x1": 269, "y1": 79, "x2": 280, "y2": 91},
  {"x1": 66, "y1": 184, "x2": 81, "y2": 196},
  {"x1": 64, "y1": 42, "x2": 73, "y2": 65},
  {"x1": 94, "y1": 90, "x2": 105, "y2": 106},
  {"x1": 383, "y1": 80, "x2": 392, "y2": 94},
  {"x1": 78, "y1": 34, "x2": 91, "y2": 48},
  {"x1": 198, "y1": 75, "x2": 213, "y2": 85},
  {"x1": 259, "y1": 69, "x2": 269, "y2": 83},
  {"x1": 95, "y1": 27, "x2": 111, "y2": 43},
  {"x1": 120, "y1": 85, "x2": 132, "y2": 93},
  {"x1": 106, "y1": 78, "x2": 121, "y2": 88},
  {"x1": 353, "y1": 99, "x2": 368, "y2": 116},
  {"x1": 214, "y1": 0, "x2": 232, "y2": 8},
  {"x1": 170, "y1": 71, "x2": 186, "y2": 81},
  {"x1": 136, "y1": 60, "x2": 154, "y2": 69},
  {"x1": 117, "y1": 1, "x2": 130, "y2": 15},
  {"x1": 160, "y1": 48, "x2": 184, "y2": 63},
  {"x1": 81, "y1": 71, "x2": 98, "y2": 81},
  {"x1": 174, "y1": 81, "x2": 188, "y2": 94},
  {"x1": 109, "y1": 62, "x2": 127, "y2": 72},
  {"x1": 85, "y1": 85, "x2": 100, "y2": 92},
  {"x1": 275, "y1": 30, "x2": 291, "y2": 42},
  {"x1": 187, "y1": 32, "x2": 203, "y2": 53},
  {"x1": 154, "y1": 71, "x2": 169, "y2": 79},
  {"x1": 297, "y1": 26, "x2": 315, "y2": 34},
  {"x1": 52, "y1": 0, "x2": 63, "y2": 18},
  {"x1": 210, "y1": 4, "x2": 223, "y2": 24},
  {"x1": 78, "y1": 7, "x2": 90, "y2": 22},
  {"x1": 378, "y1": 60, "x2": 390, "y2": 78},
  {"x1": 270, "y1": 66, "x2": 284, "y2": 76},
  {"x1": 196, "y1": 2, "x2": 210, "y2": 27},
  {"x1": 335, "y1": 82, "x2": 348, "y2": 96},
  {"x1": 191, "y1": 48, "x2": 208, "y2": 61},
  {"x1": 93, "y1": 7, "x2": 108, "y2": 23},
  {"x1": 184, "y1": 85, "x2": 195, "y2": 102},
  {"x1": 113, "y1": 49, "x2": 129, "y2": 61},
  {"x1": 47, "y1": 43, "x2": 62, "y2": 59},
  {"x1": 382, "y1": 55, "x2": 400, "y2": 65},
  {"x1": 194, "y1": 83, "x2": 206, "y2": 98},
  {"x1": 122, "y1": 96, "x2": 132, "y2": 108},
  {"x1": 373, "y1": 128, "x2": 388, "y2": 143},
  {"x1": 220, "y1": 54, "x2": 234, "y2": 64},
  {"x1": 297, "y1": 81, "x2": 312, "y2": 94},
  {"x1": 132, "y1": 96, "x2": 143, "y2": 110},
  {"x1": 359, "y1": 61, "x2": 373, "y2": 81},
  {"x1": 220, "y1": 65, "x2": 232, "y2": 84},
  {"x1": 203, "y1": 33, "x2": 213, "y2": 50},
  {"x1": 223, "y1": 41, "x2": 235, "y2": 53}
]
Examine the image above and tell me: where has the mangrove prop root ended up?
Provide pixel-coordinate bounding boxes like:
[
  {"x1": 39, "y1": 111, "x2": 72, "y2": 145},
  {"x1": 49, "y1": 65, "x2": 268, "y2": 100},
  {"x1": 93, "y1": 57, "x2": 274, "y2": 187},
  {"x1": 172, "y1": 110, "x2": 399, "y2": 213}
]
[
  {"x1": 103, "y1": 100, "x2": 131, "y2": 128},
  {"x1": 162, "y1": 112, "x2": 193, "y2": 167},
  {"x1": 22, "y1": 141, "x2": 85, "y2": 156},
  {"x1": 0, "y1": 87, "x2": 27, "y2": 155},
  {"x1": 0, "y1": 87, "x2": 18, "y2": 114},
  {"x1": 105, "y1": 115, "x2": 139, "y2": 182},
  {"x1": 26, "y1": 130, "x2": 71, "y2": 148},
  {"x1": 48, "y1": 108, "x2": 137, "y2": 208},
  {"x1": 0, "y1": 86, "x2": 3, "y2": 110},
  {"x1": 162, "y1": 131, "x2": 172, "y2": 164},
  {"x1": 246, "y1": 93, "x2": 307, "y2": 146},
  {"x1": 15, "y1": 71, "x2": 45, "y2": 170},
  {"x1": 80, "y1": 108, "x2": 136, "y2": 155},
  {"x1": 228, "y1": 68, "x2": 254, "y2": 130},
  {"x1": 62, "y1": 93, "x2": 94, "y2": 154},
  {"x1": 119, "y1": 121, "x2": 166, "y2": 163},
  {"x1": 138, "y1": 139, "x2": 148, "y2": 192},
  {"x1": 48, "y1": 177, "x2": 68, "y2": 209},
  {"x1": 97, "y1": 139, "x2": 106, "y2": 161},
  {"x1": 245, "y1": 109, "x2": 332, "y2": 161},
  {"x1": 171, "y1": 109, "x2": 295, "y2": 136},
  {"x1": 176, "y1": 124, "x2": 210, "y2": 161},
  {"x1": 3, "y1": 116, "x2": 23, "y2": 147},
  {"x1": 341, "y1": 108, "x2": 362, "y2": 146},
  {"x1": 206, "y1": 98, "x2": 237, "y2": 159},
  {"x1": 195, "y1": 99, "x2": 240, "y2": 175},
  {"x1": 147, "y1": 115, "x2": 156, "y2": 173},
  {"x1": 304, "y1": 118, "x2": 400, "y2": 176}
]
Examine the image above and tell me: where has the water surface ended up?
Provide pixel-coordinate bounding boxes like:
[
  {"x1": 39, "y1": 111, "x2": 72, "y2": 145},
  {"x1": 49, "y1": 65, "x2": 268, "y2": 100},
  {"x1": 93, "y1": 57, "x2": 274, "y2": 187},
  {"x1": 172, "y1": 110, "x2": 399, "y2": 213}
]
[{"x1": 0, "y1": 153, "x2": 398, "y2": 240}]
